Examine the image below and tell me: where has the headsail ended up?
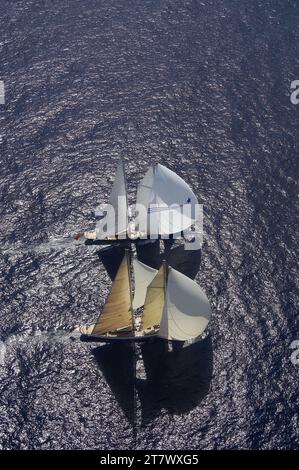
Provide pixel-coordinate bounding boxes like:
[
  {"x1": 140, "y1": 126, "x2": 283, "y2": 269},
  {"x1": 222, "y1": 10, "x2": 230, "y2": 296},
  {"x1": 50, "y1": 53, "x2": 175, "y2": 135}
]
[
  {"x1": 96, "y1": 158, "x2": 128, "y2": 239},
  {"x1": 158, "y1": 267, "x2": 211, "y2": 341},
  {"x1": 136, "y1": 164, "x2": 198, "y2": 236},
  {"x1": 132, "y1": 259, "x2": 158, "y2": 310},
  {"x1": 90, "y1": 253, "x2": 133, "y2": 335},
  {"x1": 141, "y1": 263, "x2": 166, "y2": 331}
]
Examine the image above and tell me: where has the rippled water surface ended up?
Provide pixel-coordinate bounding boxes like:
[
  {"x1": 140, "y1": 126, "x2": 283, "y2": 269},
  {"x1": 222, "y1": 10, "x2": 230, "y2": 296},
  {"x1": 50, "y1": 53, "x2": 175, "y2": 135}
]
[{"x1": 0, "y1": 0, "x2": 298, "y2": 450}]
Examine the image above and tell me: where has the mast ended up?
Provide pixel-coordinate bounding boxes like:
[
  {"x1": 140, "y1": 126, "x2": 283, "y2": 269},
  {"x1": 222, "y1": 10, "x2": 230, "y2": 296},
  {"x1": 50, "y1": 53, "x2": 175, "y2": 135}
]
[
  {"x1": 163, "y1": 259, "x2": 168, "y2": 300},
  {"x1": 122, "y1": 156, "x2": 129, "y2": 225},
  {"x1": 121, "y1": 156, "x2": 128, "y2": 191},
  {"x1": 126, "y1": 246, "x2": 137, "y2": 438},
  {"x1": 125, "y1": 249, "x2": 135, "y2": 335},
  {"x1": 120, "y1": 156, "x2": 129, "y2": 239},
  {"x1": 162, "y1": 258, "x2": 169, "y2": 351}
]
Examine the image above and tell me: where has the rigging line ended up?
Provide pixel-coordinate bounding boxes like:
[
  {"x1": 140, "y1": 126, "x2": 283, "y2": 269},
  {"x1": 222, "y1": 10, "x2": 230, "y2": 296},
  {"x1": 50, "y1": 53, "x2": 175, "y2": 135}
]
[
  {"x1": 132, "y1": 337, "x2": 138, "y2": 446},
  {"x1": 127, "y1": 246, "x2": 138, "y2": 445}
]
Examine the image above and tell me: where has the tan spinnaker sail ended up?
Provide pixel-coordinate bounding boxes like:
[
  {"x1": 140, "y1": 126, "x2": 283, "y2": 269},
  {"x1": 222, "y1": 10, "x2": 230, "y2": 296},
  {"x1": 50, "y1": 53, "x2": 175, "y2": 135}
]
[
  {"x1": 91, "y1": 254, "x2": 133, "y2": 335},
  {"x1": 141, "y1": 263, "x2": 166, "y2": 330}
]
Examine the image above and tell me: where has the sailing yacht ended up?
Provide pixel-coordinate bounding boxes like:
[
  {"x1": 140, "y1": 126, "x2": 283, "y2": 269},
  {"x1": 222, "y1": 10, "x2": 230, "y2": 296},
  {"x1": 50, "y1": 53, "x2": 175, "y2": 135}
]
[
  {"x1": 80, "y1": 250, "x2": 211, "y2": 342},
  {"x1": 81, "y1": 158, "x2": 199, "y2": 242}
]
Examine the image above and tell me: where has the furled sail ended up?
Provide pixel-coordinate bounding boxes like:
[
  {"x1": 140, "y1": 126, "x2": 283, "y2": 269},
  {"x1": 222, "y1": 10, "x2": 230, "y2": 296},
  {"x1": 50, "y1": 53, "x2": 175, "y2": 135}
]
[
  {"x1": 136, "y1": 164, "x2": 198, "y2": 236},
  {"x1": 141, "y1": 263, "x2": 165, "y2": 330},
  {"x1": 90, "y1": 254, "x2": 133, "y2": 335},
  {"x1": 96, "y1": 158, "x2": 128, "y2": 239},
  {"x1": 132, "y1": 259, "x2": 158, "y2": 310},
  {"x1": 158, "y1": 267, "x2": 211, "y2": 341}
]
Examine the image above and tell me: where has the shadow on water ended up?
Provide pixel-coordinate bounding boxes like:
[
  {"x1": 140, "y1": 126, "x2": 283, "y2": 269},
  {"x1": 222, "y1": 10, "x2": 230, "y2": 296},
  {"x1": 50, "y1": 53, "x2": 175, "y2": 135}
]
[
  {"x1": 137, "y1": 239, "x2": 202, "y2": 278},
  {"x1": 96, "y1": 239, "x2": 202, "y2": 280},
  {"x1": 91, "y1": 336, "x2": 213, "y2": 426},
  {"x1": 164, "y1": 243, "x2": 202, "y2": 279},
  {"x1": 137, "y1": 335, "x2": 213, "y2": 424},
  {"x1": 96, "y1": 245, "x2": 126, "y2": 280},
  {"x1": 91, "y1": 241, "x2": 212, "y2": 424},
  {"x1": 91, "y1": 342, "x2": 135, "y2": 424}
]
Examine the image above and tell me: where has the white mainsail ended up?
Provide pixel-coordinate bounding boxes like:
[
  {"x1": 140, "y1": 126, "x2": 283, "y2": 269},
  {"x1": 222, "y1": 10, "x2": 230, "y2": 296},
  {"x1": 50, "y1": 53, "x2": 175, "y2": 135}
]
[
  {"x1": 96, "y1": 158, "x2": 128, "y2": 239},
  {"x1": 89, "y1": 253, "x2": 133, "y2": 335},
  {"x1": 132, "y1": 259, "x2": 158, "y2": 310},
  {"x1": 136, "y1": 164, "x2": 198, "y2": 236},
  {"x1": 158, "y1": 267, "x2": 211, "y2": 341}
]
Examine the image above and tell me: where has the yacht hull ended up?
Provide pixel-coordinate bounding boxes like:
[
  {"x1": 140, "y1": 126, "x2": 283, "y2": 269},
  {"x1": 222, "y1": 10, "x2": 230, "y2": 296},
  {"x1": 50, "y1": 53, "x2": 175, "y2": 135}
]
[{"x1": 80, "y1": 333, "x2": 158, "y2": 343}]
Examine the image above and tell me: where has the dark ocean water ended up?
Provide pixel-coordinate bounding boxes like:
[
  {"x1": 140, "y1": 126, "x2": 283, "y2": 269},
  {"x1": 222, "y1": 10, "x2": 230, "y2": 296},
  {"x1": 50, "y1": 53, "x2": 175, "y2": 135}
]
[{"x1": 0, "y1": 0, "x2": 298, "y2": 450}]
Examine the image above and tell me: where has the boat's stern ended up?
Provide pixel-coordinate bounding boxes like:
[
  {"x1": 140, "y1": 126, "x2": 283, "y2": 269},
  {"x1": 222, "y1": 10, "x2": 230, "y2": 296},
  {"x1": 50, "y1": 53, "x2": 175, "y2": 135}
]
[{"x1": 79, "y1": 324, "x2": 96, "y2": 335}]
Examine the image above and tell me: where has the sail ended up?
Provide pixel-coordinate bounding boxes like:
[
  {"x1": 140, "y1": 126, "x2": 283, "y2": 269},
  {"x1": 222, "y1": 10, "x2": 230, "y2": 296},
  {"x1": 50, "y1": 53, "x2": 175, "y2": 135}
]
[
  {"x1": 132, "y1": 259, "x2": 158, "y2": 310},
  {"x1": 96, "y1": 159, "x2": 128, "y2": 239},
  {"x1": 158, "y1": 268, "x2": 211, "y2": 341},
  {"x1": 91, "y1": 254, "x2": 132, "y2": 335},
  {"x1": 135, "y1": 165, "x2": 158, "y2": 236},
  {"x1": 136, "y1": 166, "x2": 154, "y2": 210},
  {"x1": 141, "y1": 264, "x2": 165, "y2": 330},
  {"x1": 136, "y1": 164, "x2": 198, "y2": 236}
]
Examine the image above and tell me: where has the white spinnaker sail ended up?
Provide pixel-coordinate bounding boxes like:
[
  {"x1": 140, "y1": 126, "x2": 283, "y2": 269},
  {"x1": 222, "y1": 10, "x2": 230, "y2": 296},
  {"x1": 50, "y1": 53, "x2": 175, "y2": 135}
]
[
  {"x1": 136, "y1": 164, "x2": 198, "y2": 236},
  {"x1": 135, "y1": 165, "x2": 159, "y2": 236},
  {"x1": 91, "y1": 254, "x2": 133, "y2": 335},
  {"x1": 158, "y1": 268, "x2": 211, "y2": 341},
  {"x1": 132, "y1": 259, "x2": 158, "y2": 310},
  {"x1": 96, "y1": 159, "x2": 128, "y2": 239}
]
